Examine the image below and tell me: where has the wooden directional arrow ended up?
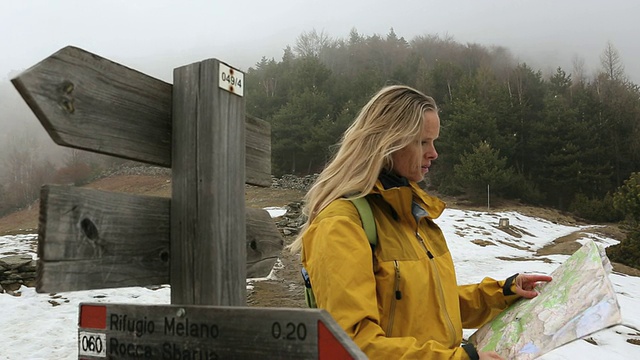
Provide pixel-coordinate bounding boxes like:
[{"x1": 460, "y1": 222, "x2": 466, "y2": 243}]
[
  {"x1": 36, "y1": 185, "x2": 283, "y2": 293},
  {"x1": 11, "y1": 46, "x2": 270, "y2": 187}
]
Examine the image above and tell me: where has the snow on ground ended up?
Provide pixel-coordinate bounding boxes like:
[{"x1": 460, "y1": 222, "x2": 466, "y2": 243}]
[{"x1": 1, "y1": 208, "x2": 639, "y2": 359}]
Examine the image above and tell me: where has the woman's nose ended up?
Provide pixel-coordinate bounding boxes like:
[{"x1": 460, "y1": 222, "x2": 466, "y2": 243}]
[{"x1": 425, "y1": 146, "x2": 438, "y2": 160}]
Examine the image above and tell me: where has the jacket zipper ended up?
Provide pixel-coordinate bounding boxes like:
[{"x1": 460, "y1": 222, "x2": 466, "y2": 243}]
[
  {"x1": 416, "y1": 231, "x2": 457, "y2": 345},
  {"x1": 386, "y1": 260, "x2": 402, "y2": 336}
]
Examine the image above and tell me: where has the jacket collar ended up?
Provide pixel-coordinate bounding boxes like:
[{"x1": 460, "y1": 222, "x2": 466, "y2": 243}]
[
  {"x1": 372, "y1": 173, "x2": 445, "y2": 220},
  {"x1": 379, "y1": 171, "x2": 410, "y2": 189}
]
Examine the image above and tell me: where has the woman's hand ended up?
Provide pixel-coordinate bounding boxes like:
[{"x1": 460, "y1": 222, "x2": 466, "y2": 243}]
[{"x1": 515, "y1": 274, "x2": 552, "y2": 299}]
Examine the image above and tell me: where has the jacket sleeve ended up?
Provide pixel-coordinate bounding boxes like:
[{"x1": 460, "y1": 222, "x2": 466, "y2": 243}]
[
  {"x1": 457, "y1": 277, "x2": 521, "y2": 329},
  {"x1": 303, "y1": 214, "x2": 474, "y2": 360}
]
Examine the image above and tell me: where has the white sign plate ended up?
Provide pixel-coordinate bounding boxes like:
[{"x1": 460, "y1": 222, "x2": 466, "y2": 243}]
[
  {"x1": 218, "y1": 62, "x2": 244, "y2": 97},
  {"x1": 78, "y1": 331, "x2": 107, "y2": 358}
]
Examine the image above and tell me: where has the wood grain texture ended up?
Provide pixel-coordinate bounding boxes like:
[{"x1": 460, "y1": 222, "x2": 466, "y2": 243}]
[
  {"x1": 36, "y1": 185, "x2": 282, "y2": 293},
  {"x1": 11, "y1": 46, "x2": 271, "y2": 186},
  {"x1": 171, "y1": 59, "x2": 246, "y2": 306},
  {"x1": 11, "y1": 46, "x2": 172, "y2": 166},
  {"x1": 245, "y1": 114, "x2": 271, "y2": 186},
  {"x1": 37, "y1": 185, "x2": 170, "y2": 293},
  {"x1": 245, "y1": 207, "x2": 284, "y2": 277}
]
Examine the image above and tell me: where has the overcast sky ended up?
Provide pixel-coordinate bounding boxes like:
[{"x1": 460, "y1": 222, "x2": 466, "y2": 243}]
[{"x1": 1, "y1": 0, "x2": 639, "y2": 83}]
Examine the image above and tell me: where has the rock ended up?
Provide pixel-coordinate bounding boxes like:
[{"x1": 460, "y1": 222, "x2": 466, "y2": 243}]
[
  {"x1": 19, "y1": 260, "x2": 37, "y2": 272},
  {"x1": 2, "y1": 282, "x2": 21, "y2": 292},
  {"x1": 271, "y1": 174, "x2": 318, "y2": 191},
  {"x1": 6, "y1": 289, "x2": 21, "y2": 297},
  {"x1": 0, "y1": 255, "x2": 33, "y2": 270},
  {"x1": 0, "y1": 256, "x2": 36, "y2": 292}
]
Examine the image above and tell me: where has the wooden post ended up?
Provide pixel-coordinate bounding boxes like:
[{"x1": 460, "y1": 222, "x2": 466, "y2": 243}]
[{"x1": 171, "y1": 59, "x2": 246, "y2": 306}]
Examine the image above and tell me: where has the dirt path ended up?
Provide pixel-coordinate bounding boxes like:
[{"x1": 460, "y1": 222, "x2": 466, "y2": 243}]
[
  {"x1": 535, "y1": 225, "x2": 640, "y2": 276},
  {"x1": 247, "y1": 234, "x2": 307, "y2": 308}
]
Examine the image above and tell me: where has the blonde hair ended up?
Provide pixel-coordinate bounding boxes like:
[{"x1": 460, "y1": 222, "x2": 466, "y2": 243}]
[{"x1": 288, "y1": 85, "x2": 438, "y2": 253}]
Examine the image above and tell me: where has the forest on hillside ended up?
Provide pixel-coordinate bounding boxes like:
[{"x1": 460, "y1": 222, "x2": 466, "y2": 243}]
[
  {"x1": 245, "y1": 29, "x2": 640, "y2": 218},
  {"x1": 242, "y1": 28, "x2": 640, "y2": 269},
  {"x1": 1, "y1": 28, "x2": 639, "y2": 239}
]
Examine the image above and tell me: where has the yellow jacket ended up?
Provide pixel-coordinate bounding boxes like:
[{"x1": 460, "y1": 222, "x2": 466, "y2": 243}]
[{"x1": 301, "y1": 180, "x2": 520, "y2": 359}]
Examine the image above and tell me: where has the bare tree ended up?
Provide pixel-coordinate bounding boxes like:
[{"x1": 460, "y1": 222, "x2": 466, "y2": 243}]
[
  {"x1": 571, "y1": 54, "x2": 586, "y2": 85},
  {"x1": 1, "y1": 129, "x2": 53, "y2": 209},
  {"x1": 600, "y1": 41, "x2": 625, "y2": 82},
  {"x1": 294, "y1": 29, "x2": 333, "y2": 58},
  {"x1": 64, "y1": 148, "x2": 86, "y2": 167}
]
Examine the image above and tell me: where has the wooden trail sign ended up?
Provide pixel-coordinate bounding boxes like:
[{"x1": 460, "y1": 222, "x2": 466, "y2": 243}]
[
  {"x1": 12, "y1": 46, "x2": 279, "y2": 298},
  {"x1": 37, "y1": 185, "x2": 283, "y2": 293},
  {"x1": 11, "y1": 46, "x2": 270, "y2": 187},
  {"x1": 78, "y1": 303, "x2": 367, "y2": 359},
  {"x1": 13, "y1": 46, "x2": 365, "y2": 358}
]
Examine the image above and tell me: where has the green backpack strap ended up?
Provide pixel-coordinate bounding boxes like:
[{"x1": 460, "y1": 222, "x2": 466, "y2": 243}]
[
  {"x1": 301, "y1": 196, "x2": 377, "y2": 308},
  {"x1": 301, "y1": 268, "x2": 317, "y2": 308},
  {"x1": 349, "y1": 197, "x2": 377, "y2": 248}
]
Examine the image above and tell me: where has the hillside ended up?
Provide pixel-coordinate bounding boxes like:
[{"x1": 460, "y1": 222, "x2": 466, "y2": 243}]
[
  {"x1": 1, "y1": 171, "x2": 637, "y2": 310},
  {"x1": 0, "y1": 173, "x2": 306, "y2": 236}
]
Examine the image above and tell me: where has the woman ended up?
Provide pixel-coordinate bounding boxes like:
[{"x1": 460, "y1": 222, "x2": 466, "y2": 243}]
[{"x1": 289, "y1": 85, "x2": 551, "y2": 360}]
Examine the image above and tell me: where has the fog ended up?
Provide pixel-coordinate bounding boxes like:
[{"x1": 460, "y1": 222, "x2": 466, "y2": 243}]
[{"x1": 1, "y1": 0, "x2": 639, "y2": 169}]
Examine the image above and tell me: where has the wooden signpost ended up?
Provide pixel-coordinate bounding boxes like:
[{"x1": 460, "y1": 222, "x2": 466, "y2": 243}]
[
  {"x1": 11, "y1": 46, "x2": 278, "y2": 294},
  {"x1": 12, "y1": 46, "x2": 366, "y2": 359}
]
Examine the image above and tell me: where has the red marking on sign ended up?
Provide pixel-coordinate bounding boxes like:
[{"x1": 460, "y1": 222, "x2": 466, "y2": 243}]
[
  {"x1": 318, "y1": 320, "x2": 353, "y2": 360},
  {"x1": 79, "y1": 304, "x2": 107, "y2": 329}
]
